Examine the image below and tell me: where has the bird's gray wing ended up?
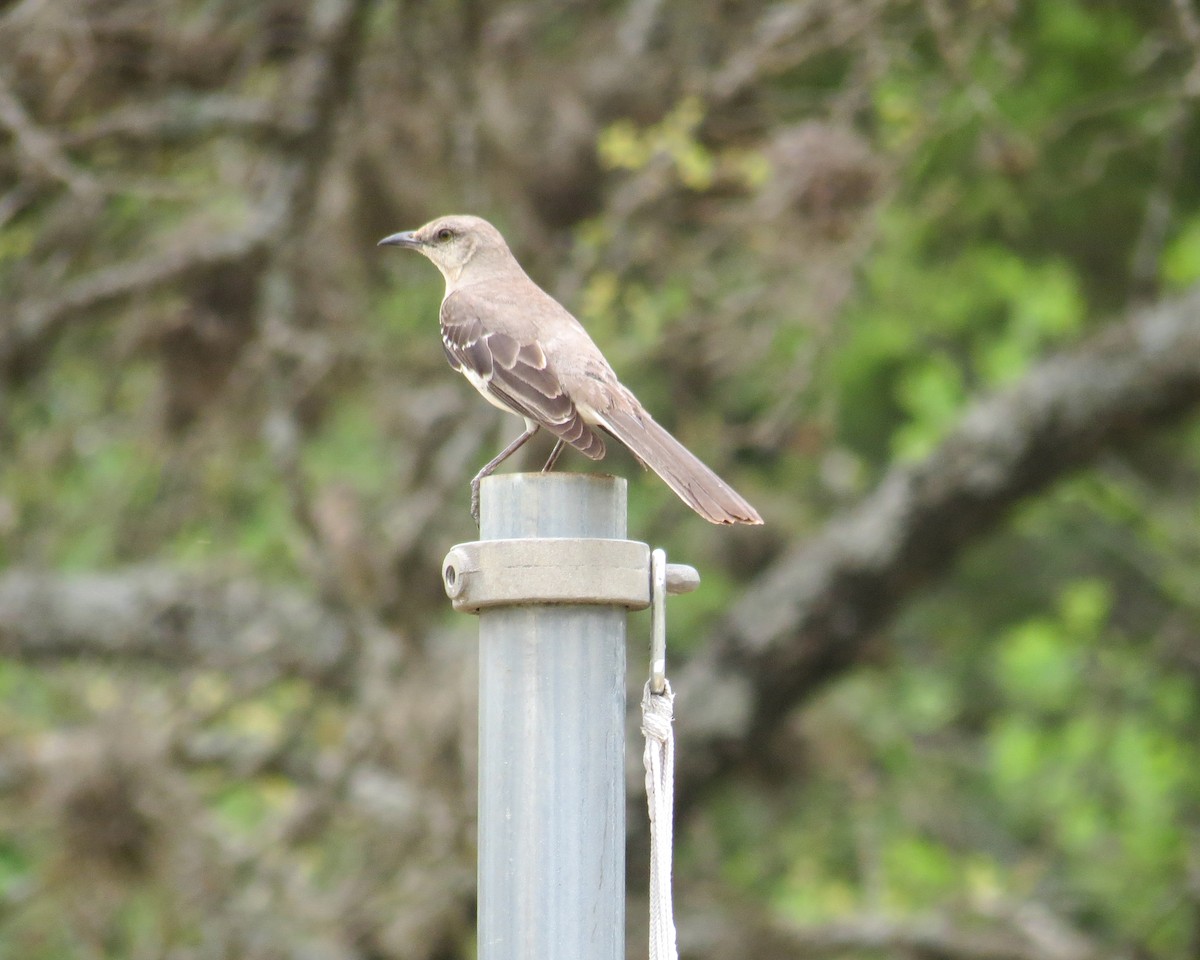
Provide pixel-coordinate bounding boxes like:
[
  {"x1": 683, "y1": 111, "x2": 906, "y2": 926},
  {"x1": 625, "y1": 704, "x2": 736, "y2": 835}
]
[{"x1": 440, "y1": 296, "x2": 605, "y2": 460}]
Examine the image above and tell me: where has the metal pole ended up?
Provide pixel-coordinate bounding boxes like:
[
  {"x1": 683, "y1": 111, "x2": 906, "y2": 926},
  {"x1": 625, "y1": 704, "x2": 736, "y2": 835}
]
[{"x1": 476, "y1": 472, "x2": 626, "y2": 960}]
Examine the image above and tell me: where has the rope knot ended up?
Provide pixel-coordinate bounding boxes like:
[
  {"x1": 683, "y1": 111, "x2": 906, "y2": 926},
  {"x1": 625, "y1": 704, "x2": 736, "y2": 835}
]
[{"x1": 641, "y1": 681, "x2": 674, "y2": 742}]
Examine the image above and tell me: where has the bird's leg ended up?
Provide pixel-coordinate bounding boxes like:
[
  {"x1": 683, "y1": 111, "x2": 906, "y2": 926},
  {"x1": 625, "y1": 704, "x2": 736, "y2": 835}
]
[
  {"x1": 470, "y1": 424, "x2": 539, "y2": 524},
  {"x1": 541, "y1": 439, "x2": 566, "y2": 473}
]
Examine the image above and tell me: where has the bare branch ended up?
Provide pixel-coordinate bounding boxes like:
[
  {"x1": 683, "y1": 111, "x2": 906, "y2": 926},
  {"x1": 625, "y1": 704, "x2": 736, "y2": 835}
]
[
  {"x1": 270, "y1": 0, "x2": 373, "y2": 236},
  {"x1": 0, "y1": 181, "x2": 36, "y2": 231},
  {"x1": 64, "y1": 94, "x2": 294, "y2": 148},
  {"x1": 0, "y1": 568, "x2": 353, "y2": 690},
  {"x1": 4, "y1": 222, "x2": 273, "y2": 373},
  {"x1": 0, "y1": 70, "x2": 98, "y2": 196},
  {"x1": 1174, "y1": 0, "x2": 1200, "y2": 97}
]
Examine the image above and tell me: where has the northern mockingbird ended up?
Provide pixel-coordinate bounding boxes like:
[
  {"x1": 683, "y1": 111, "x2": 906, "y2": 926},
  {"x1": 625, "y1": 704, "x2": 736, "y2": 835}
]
[{"x1": 378, "y1": 215, "x2": 762, "y2": 525}]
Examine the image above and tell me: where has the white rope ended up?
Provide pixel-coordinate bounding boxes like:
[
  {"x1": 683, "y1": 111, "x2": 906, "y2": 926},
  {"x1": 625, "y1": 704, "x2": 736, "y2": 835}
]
[{"x1": 641, "y1": 678, "x2": 677, "y2": 960}]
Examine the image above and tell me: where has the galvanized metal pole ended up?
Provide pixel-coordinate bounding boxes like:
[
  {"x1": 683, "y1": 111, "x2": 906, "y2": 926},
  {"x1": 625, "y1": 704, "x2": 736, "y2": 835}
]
[{"x1": 475, "y1": 472, "x2": 627, "y2": 960}]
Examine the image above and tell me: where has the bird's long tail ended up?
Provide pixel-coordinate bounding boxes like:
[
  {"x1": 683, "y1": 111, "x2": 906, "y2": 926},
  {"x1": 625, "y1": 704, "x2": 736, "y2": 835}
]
[{"x1": 599, "y1": 399, "x2": 762, "y2": 525}]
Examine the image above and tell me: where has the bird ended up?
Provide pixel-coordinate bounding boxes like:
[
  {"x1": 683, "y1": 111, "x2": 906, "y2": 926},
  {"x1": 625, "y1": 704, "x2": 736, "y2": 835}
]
[{"x1": 378, "y1": 215, "x2": 762, "y2": 526}]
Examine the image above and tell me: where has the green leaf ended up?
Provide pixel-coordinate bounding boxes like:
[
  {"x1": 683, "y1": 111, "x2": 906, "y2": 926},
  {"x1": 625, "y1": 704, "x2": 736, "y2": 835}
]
[
  {"x1": 994, "y1": 618, "x2": 1080, "y2": 712},
  {"x1": 1161, "y1": 215, "x2": 1200, "y2": 289}
]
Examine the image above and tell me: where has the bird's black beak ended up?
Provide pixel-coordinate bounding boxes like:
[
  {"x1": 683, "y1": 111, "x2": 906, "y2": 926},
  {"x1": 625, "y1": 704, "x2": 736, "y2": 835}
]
[{"x1": 377, "y1": 230, "x2": 421, "y2": 249}]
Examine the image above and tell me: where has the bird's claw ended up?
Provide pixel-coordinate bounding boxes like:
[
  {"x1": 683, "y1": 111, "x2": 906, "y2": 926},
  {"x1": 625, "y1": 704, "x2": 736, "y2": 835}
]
[{"x1": 470, "y1": 478, "x2": 481, "y2": 527}]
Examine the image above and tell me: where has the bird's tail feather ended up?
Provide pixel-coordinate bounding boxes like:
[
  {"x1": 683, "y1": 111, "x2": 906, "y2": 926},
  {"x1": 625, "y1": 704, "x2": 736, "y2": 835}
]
[{"x1": 600, "y1": 401, "x2": 762, "y2": 525}]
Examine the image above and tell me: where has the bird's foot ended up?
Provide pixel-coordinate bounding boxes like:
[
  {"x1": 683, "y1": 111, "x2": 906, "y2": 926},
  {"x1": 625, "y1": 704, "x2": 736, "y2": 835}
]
[
  {"x1": 541, "y1": 438, "x2": 566, "y2": 473},
  {"x1": 470, "y1": 478, "x2": 481, "y2": 527}
]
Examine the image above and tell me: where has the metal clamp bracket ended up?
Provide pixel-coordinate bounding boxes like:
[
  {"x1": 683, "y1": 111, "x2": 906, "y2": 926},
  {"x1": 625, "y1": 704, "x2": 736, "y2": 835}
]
[
  {"x1": 443, "y1": 538, "x2": 648, "y2": 613},
  {"x1": 442, "y1": 538, "x2": 699, "y2": 615}
]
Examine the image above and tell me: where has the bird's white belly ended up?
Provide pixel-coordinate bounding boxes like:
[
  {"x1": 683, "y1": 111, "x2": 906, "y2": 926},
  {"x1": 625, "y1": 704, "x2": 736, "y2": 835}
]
[{"x1": 460, "y1": 366, "x2": 517, "y2": 416}]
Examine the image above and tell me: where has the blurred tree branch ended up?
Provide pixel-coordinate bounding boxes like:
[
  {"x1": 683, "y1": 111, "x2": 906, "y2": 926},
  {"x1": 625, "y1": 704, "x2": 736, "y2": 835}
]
[
  {"x1": 64, "y1": 95, "x2": 295, "y2": 148},
  {"x1": 5, "y1": 224, "x2": 275, "y2": 375},
  {"x1": 683, "y1": 901, "x2": 1101, "y2": 960},
  {"x1": 0, "y1": 71, "x2": 99, "y2": 197},
  {"x1": 669, "y1": 284, "x2": 1200, "y2": 808},
  {"x1": 0, "y1": 568, "x2": 353, "y2": 690}
]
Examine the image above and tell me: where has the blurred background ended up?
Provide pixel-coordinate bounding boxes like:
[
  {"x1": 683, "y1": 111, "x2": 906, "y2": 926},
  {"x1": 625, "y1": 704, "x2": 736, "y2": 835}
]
[{"x1": 2, "y1": 0, "x2": 1200, "y2": 957}]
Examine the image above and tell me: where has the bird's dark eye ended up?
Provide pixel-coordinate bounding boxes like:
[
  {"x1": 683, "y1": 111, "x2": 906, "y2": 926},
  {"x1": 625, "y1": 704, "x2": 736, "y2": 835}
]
[{"x1": 436, "y1": 227, "x2": 454, "y2": 242}]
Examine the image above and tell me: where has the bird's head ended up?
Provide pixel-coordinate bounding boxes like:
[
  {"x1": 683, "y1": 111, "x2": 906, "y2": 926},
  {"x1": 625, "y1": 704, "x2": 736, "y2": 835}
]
[{"x1": 378, "y1": 215, "x2": 515, "y2": 287}]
